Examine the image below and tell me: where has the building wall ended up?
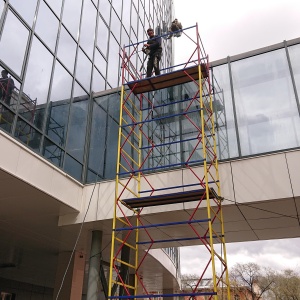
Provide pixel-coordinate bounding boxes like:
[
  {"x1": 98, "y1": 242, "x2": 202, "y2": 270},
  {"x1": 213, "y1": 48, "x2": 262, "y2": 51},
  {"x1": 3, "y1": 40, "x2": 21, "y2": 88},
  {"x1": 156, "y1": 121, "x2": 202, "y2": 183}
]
[{"x1": 0, "y1": 277, "x2": 53, "y2": 300}]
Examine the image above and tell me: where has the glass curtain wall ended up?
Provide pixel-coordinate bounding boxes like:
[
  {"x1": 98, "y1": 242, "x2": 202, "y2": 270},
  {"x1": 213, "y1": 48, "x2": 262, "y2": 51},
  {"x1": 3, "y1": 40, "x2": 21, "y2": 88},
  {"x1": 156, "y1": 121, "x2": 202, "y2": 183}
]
[
  {"x1": 213, "y1": 44, "x2": 300, "y2": 159},
  {"x1": 0, "y1": 0, "x2": 173, "y2": 182},
  {"x1": 1, "y1": 0, "x2": 300, "y2": 183}
]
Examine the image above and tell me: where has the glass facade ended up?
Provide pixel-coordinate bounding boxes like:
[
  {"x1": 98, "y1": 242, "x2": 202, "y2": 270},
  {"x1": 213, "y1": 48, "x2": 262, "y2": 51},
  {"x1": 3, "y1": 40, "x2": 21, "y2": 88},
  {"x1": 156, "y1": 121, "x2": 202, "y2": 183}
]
[
  {"x1": 212, "y1": 43, "x2": 300, "y2": 159},
  {"x1": 1, "y1": 1, "x2": 300, "y2": 184},
  {"x1": 0, "y1": 0, "x2": 173, "y2": 182}
]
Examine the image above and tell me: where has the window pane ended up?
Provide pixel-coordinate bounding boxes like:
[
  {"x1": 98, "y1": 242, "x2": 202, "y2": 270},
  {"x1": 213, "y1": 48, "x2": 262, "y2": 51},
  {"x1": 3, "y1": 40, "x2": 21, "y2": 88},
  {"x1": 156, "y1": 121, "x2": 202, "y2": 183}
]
[
  {"x1": 104, "y1": 115, "x2": 118, "y2": 179},
  {"x1": 0, "y1": 1, "x2": 3, "y2": 16},
  {"x1": 98, "y1": 0, "x2": 110, "y2": 26},
  {"x1": 76, "y1": 48, "x2": 92, "y2": 91},
  {"x1": 111, "y1": 0, "x2": 122, "y2": 18},
  {"x1": 14, "y1": 118, "x2": 41, "y2": 152},
  {"x1": 94, "y1": 50, "x2": 106, "y2": 80},
  {"x1": 92, "y1": 68, "x2": 105, "y2": 93},
  {"x1": 51, "y1": 61, "x2": 72, "y2": 102},
  {"x1": 108, "y1": 90, "x2": 120, "y2": 121},
  {"x1": 23, "y1": 37, "x2": 54, "y2": 129},
  {"x1": 0, "y1": 105, "x2": 14, "y2": 133},
  {"x1": 0, "y1": 10, "x2": 29, "y2": 76},
  {"x1": 43, "y1": 138, "x2": 64, "y2": 167},
  {"x1": 57, "y1": 26, "x2": 77, "y2": 73},
  {"x1": 88, "y1": 100, "x2": 106, "y2": 179},
  {"x1": 88, "y1": 94, "x2": 119, "y2": 181},
  {"x1": 9, "y1": 0, "x2": 38, "y2": 26},
  {"x1": 0, "y1": 71, "x2": 19, "y2": 109},
  {"x1": 48, "y1": 62, "x2": 71, "y2": 146},
  {"x1": 44, "y1": 0, "x2": 63, "y2": 17},
  {"x1": 289, "y1": 44, "x2": 300, "y2": 104},
  {"x1": 35, "y1": 0, "x2": 59, "y2": 52},
  {"x1": 47, "y1": 99, "x2": 69, "y2": 147},
  {"x1": 80, "y1": 0, "x2": 96, "y2": 58},
  {"x1": 110, "y1": 8, "x2": 121, "y2": 40},
  {"x1": 66, "y1": 89, "x2": 88, "y2": 162},
  {"x1": 96, "y1": 16, "x2": 109, "y2": 57},
  {"x1": 212, "y1": 65, "x2": 238, "y2": 159},
  {"x1": 106, "y1": 36, "x2": 120, "y2": 88},
  {"x1": 231, "y1": 49, "x2": 300, "y2": 156},
  {"x1": 73, "y1": 80, "x2": 86, "y2": 98},
  {"x1": 121, "y1": 2, "x2": 130, "y2": 33},
  {"x1": 62, "y1": 0, "x2": 82, "y2": 39},
  {"x1": 64, "y1": 154, "x2": 82, "y2": 182}
]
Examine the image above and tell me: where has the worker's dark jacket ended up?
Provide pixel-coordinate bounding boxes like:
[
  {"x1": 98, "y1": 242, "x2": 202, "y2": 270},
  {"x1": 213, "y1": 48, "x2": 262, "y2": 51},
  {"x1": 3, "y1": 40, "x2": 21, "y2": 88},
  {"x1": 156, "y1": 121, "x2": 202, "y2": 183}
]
[{"x1": 147, "y1": 35, "x2": 162, "y2": 58}]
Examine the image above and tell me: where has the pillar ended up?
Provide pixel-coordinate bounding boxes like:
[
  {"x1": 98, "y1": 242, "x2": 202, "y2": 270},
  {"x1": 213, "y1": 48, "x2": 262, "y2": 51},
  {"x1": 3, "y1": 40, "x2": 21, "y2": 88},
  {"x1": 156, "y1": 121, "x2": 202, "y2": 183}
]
[
  {"x1": 86, "y1": 230, "x2": 103, "y2": 300},
  {"x1": 53, "y1": 251, "x2": 86, "y2": 300}
]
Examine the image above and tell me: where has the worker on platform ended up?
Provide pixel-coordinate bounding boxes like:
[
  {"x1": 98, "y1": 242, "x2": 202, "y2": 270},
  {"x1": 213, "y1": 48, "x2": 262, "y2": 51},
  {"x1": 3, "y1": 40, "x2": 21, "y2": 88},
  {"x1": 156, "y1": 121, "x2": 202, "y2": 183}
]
[
  {"x1": 167, "y1": 18, "x2": 182, "y2": 39},
  {"x1": 143, "y1": 28, "x2": 162, "y2": 78},
  {"x1": 0, "y1": 69, "x2": 15, "y2": 106}
]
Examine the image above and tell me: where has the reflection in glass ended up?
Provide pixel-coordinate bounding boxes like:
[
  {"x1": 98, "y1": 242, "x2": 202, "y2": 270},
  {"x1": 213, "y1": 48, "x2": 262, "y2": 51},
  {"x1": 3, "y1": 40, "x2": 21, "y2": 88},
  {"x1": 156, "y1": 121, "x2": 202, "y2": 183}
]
[
  {"x1": 88, "y1": 100, "x2": 107, "y2": 180},
  {"x1": 17, "y1": 89, "x2": 38, "y2": 126},
  {"x1": 0, "y1": 1, "x2": 3, "y2": 16},
  {"x1": 24, "y1": 37, "x2": 53, "y2": 104},
  {"x1": 92, "y1": 68, "x2": 105, "y2": 93},
  {"x1": 106, "y1": 36, "x2": 121, "y2": 88},
  {"x1": 98, "y1": 0, "x2": 110, "y2": 26},
  {"x1": 76, "y1": 49, "x2": 92, "y2": 91},
  {"x1": 23, "y1": 37, "x2": 54, "y2": 129},
  {"x1": 120, "y1": 26, "x2": 130, "y2": 50},
  {"x1": 213, "y1": 64, "x2": 238, "y2": 158},
  {"x1": 90, "y1": 0, "x2": 97, "y2": 6},
  {"x1": 66, "y1": 91, "x2": 88, "y2": 162},
  {"x1": 0, "y1": 10, "x2": 29, "y2": 76},
  {"x1": 80, "y1": 0, "x2": 97, "y2": 58},
  {"x1": 73, "y1": 81, "x2": 86, "y2": 98},
  {"x1": 131, "y1": 4, "x2": 138, "y2": 35},
  {"x1": 108, "y1": 91, "x2": 120, "y2": 120},
  {"x1": 44, "y1": 0, "x2": 63, "y2": 17},
  {"x1": 0, "y1": 104, "x2": 14, "y2": 133},
  {"x1": 96, "y1": 16, "x2": 109, "y2": 57},
  {"x1": 137, "y1": 18, "x2": 144, "y2": 44},
  {"x1": 87, "y1": 94, "x2": 119, "y2": 183},
  {"x1": 47, "y1": 99, "x2": 69, "y2": 147},
  {"x1": 94, "y1": 50, "x2": 107, "y2": 79},
  {"x1": 231, "y1": 49, "x2": 300, "y2": 156},
  {"x1": 62, "y1": 0, "x2": 82, "y2": 39},
  {"x1": 110, "y1": 8, "x2": 121, "y2": 40},
  {"x1": 9, "y1": 0, "x2": 38, "y2": 26},
  {"x1": 0, "y1": 71, "x2": 19, "y2": 111},
  {"x1": 14, "y1": 118, "x2": 41, "y2": 151},
  {"x1": 43, "y1": 137, "x2": 64, "y2": 167},
  {"x1": 121, "y1": 3, "x2": 130, "y2": 34},
  {"x1": 111, "y1": 0, "x2": 122, "y2": 18},
  {"x1": 104, "y1": 115, "x2": 118, "y2": 179},
  {"x1": 64, "y1": 154, "x2": 82, "y2": 181},
  {"x1": 288, "y1": 44, "x2": 300, "y2": 105},
  {"x1": 57, "y1": 26, "x2": 77, "y2": 73},
  {"x1": 283, "y1": 44, "x2": 300, "y2": 148},
  {"x1": 50, "y1": 62, "x2": 72, "y2": 102},
  {"x1": 35, "y1": 0, "x2": 59, "y2": 52}
]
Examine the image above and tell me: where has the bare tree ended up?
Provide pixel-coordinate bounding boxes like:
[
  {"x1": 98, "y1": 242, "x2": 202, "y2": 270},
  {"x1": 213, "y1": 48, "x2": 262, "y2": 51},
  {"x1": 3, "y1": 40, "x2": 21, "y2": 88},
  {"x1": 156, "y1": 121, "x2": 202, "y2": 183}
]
[
  {"x1": 230, "y1": 263, "x2": 274, "y2": 300},
  {"x1": 268, "y1": 269, "x2": 300, "y2": 300},
  {"x1": 181, "y1": 274, "x2": 202, "y2": 291}
]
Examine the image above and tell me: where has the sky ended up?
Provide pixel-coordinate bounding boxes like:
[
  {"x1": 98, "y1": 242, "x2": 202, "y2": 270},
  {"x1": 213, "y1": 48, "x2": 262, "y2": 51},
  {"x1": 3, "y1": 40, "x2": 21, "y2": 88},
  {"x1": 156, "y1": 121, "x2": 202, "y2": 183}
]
[
  {"x1": 173, "y1": 0, "x2": 300, "y2": 275},
  {"x1": 173, "y1": 0, "x2": 300, "y2": 62}
]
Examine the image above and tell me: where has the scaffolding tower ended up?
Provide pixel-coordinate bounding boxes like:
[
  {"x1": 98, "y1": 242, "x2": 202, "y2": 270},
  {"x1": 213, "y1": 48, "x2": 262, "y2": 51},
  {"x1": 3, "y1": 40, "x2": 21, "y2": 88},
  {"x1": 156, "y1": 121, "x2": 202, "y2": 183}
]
[{"x1": 108, "y1": 24, "x2": 230, "y2": 299}]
